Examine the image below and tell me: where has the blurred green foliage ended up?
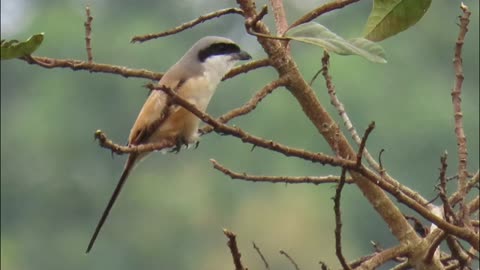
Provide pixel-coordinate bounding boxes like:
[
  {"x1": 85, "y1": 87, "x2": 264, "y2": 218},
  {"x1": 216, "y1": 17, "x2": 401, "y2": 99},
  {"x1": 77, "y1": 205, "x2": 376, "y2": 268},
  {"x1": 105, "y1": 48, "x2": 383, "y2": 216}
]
[{"x1": 1, "y1": 1, "x2": 478, "y2": 270}]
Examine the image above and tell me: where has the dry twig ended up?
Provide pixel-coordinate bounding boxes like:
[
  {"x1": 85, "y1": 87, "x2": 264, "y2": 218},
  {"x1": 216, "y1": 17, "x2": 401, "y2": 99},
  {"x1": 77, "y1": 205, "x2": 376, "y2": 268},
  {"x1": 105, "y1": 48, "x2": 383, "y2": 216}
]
[
  {"x1": 84, "y1": 6, "x2": 93, "y2": 63},
  {"x1": 210, "y1": 159, "x2": 354, "y2": 185},
  {"x1": 289, "y1": 0, "x2": 362, "y2": 29},
  {"x1": 451, "y1": 3, "x2": 471, "y2": 225},
  {"x1": 202, "y1": 76, "x2": 287, "y2": 134},
  {"x1": 224, "y1": 229, "x2": 247, "y2": 270},
  {"x1": 333, "y1": 168, "x2": 351, "y2": 270},
  {"x1": 253, "y1": 242, "x2": 270, "y2": 269},
  {"x1": 279, "y1": 250, "x2": 300, "y2": 270},
  {"x1": 131, "y1": 8, "x2": 244, "y2": 43},
  {"x1": 437, "y1": 152, "x2": 457, "y2": 223}
]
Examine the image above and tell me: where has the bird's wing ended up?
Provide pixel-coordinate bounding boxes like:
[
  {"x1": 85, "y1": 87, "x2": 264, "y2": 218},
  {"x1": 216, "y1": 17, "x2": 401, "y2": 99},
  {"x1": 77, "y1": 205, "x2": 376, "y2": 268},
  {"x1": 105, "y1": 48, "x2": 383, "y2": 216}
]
[{"x1": 128, "y1": 76, "x2": 185, "y2": 145}]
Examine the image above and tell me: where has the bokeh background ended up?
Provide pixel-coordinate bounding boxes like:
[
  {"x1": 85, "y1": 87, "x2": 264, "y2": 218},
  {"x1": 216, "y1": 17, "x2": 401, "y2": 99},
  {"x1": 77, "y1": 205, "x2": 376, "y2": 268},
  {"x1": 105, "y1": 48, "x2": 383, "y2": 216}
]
[{"x1": 1, "y1": 0, "x2": 478, "y2": 269}]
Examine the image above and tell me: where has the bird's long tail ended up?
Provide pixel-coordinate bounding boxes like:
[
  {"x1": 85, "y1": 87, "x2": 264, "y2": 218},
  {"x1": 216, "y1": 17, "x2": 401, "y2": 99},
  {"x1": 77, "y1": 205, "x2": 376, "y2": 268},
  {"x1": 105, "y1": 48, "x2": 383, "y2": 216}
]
[{"x1": 86, "y1": 153, "x2": 138, "y2": 253}]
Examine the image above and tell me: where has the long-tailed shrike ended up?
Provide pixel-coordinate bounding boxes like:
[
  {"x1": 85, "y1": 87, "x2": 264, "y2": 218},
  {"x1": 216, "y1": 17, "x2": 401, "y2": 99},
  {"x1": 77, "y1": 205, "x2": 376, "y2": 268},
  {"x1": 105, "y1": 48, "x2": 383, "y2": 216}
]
[{"x1": 86, "y1": 36, "x2": 251, "y2": 252}]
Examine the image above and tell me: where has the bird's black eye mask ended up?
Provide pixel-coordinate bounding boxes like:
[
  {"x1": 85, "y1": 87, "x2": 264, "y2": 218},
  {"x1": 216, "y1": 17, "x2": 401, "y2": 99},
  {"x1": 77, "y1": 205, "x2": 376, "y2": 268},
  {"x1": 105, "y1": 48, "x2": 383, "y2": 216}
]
[{"x1": 197, "y1": 42, "x2": 240, "y2": 62}]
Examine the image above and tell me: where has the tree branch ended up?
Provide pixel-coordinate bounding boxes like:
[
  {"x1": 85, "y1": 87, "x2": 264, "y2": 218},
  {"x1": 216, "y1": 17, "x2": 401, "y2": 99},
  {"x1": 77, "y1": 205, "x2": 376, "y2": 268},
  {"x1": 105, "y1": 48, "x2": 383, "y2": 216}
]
[
  {"x1": 279, "y1": 250, "x2": 300, "y2": 270},
  {"x1": 451, "y1": 2, "x2": 471, "y2": 226},
  {"x1": 131, "y1": 8, "x2": 244, "y2": 43},
  {"x1": 155, "y1": 85, "x2": 358, "y2": 169},
  {"x1": 224, "y1": 229, "x2": 247, "y2": 270},
  {"x1": 334, "y1": 168, "x2": 351, "y2": 270},
  {"x1": 202, "y1": 76, "x2": 287, "y2": 134},
  {"x1": 253, "y1": 242, "x2": 270, "y2": 269},
  {"x1": 84, "y1": 6, "x2": 93, "y2": 63},
  {"x1": 289, "y1": 0, "x2": 362, "y2": 29},
  {"x1": 210, "y1": 159, "x2": 354, "y2": 185}
]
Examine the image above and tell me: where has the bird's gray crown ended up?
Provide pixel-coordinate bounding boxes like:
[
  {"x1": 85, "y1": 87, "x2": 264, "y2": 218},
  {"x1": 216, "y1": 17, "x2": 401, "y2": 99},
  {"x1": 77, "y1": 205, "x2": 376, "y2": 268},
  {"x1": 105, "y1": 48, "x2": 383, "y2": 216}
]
[{"x1": 191, "y1": 36, "x2": 241, "y2": 62}]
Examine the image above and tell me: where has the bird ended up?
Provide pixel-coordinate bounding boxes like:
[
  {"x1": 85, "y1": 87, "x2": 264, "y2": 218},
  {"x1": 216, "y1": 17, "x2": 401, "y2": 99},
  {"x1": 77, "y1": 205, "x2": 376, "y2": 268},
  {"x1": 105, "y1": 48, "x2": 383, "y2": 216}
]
[{"x1": 86, "y1": 36, "x2": 251, "y2": 253}]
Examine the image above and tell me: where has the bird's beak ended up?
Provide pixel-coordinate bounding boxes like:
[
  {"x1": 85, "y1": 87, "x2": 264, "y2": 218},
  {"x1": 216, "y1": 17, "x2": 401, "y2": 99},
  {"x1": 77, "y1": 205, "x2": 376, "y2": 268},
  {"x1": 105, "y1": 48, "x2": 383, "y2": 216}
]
[{"x1": 233, "y1": 50, "x2": 252, "y2": 61}]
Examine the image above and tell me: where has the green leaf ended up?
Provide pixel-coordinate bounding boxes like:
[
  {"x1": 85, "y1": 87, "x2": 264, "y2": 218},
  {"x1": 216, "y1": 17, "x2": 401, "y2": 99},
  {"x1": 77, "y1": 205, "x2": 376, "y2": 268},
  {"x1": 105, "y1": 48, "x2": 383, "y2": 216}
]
[
  {"x1": 285, "y1": 22, "x2": 387, "y2": 64},
  {"x1": 363, "y1": 0, "x2": 432, "y2": 41},
  {"x1": 1, "y1": 33, "x2": 45, "y2": 60}
]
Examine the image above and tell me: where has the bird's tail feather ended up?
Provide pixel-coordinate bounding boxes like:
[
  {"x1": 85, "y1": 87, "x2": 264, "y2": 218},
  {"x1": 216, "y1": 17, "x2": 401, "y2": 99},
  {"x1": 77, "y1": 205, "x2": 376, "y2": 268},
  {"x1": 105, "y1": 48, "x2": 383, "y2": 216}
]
[{"x1": 86, "y1": 154, "x2": 138, "y2": 253}]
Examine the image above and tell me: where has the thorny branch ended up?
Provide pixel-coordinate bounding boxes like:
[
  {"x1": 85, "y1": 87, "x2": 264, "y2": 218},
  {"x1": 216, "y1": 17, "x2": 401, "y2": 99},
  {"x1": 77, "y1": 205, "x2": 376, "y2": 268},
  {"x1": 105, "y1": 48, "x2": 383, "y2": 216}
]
[
  {"x1": 279, "y1": 250, "x2": 300, "y2": 270},
  {"x1": 356, "y1": 122, "x2": 375, "y2": 167},
  {"x1": 210, "y1": 159, "x2": 354, "y2": 185},
  {"x1": 202, "y1": 76, "x2": 286, "y2": 134},
  {"x1": 94, "y1": 130, "x2": 175, "y2": 155},
  {"x1": 253, "y1": 242, "x2": 270, "y2": 269},
  {"x1": 452, "y1": 2, "x2": 471, "y2": 226},
  {"x1": 333, "y1": 168, "x2": 351, "y2": 270},
  {"x1": 289, "y1": 0, "x2": 362, "y2": 29},
  {"x1": 224, "y1": 229, "x2": 247, "y2": 270},
  {"x1": 84, "y1": 6, "x2": 93, "y2": 63},
  {"x1": 437, "y1": 152, "x2": 457, "y2": 223},
  {"x1": 130, "y1": 8, "x2": 244, "y2": 43},
  {"x1": 20, "y1": 55, "x2": 269, "y2": 82},
  {"x1": 95, "y1": 85, "x2": 358, "y2": 170}
]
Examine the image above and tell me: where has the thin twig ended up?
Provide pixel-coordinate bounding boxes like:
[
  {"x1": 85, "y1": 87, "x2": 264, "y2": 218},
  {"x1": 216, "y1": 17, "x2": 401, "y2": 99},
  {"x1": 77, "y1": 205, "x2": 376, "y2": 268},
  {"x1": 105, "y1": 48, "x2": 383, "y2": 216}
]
[
  {"x1": 202, "y1": 76, "x2": 287, "y2": 134},
  {"x1": 289, "y1": 0, "x2": 361, "y2": 29},
  {"x1": 333, "y1": 168, "x2": 351, "y2": 270},
  {"x1": 320, "y1": 51, "x2": 430, "y2": 208},
  {"x1": 94, "y1": 130, "x2": 175, "y2": 154},
  {"x1": 279, "y1": 250, "x2": 300, "y2": 270},
  {"x1": 224, "y1": 229, "x2": 247, "y2": 270},
  {"x1": 131, "y1": 8, "x2": 244, "y2": 43},
  {"x1": 451, "y1": 2, "x2": 471, "y2": 226},
  {"x1": 437, "y1": 152, "x2": 458, "y2": 223},
  {"x1": 21, "y1": 55, "x2": 268, "y2": 82},
  {"x1": 22, "y1": 56, "x2": 163, "y2": 80},
  {"x1": 84, "y1": 6, "x2": 93, "y2": 63},
  {"x1": 223, "y1": 58, "x2": 271, "y2": 81},
  {"x1": 425, "y1": 230, "x2": 447, "y2": 263},
  {"x1": 356, "y1": 122, "x2": 375, "y2": 166},
  {"x1": 449, "y1": 170, "x2": 479, "y2": 206},
  {"x1": 210, "y1": 159, "x2": 354, "y2": 185},
  {"x1": 269, "y1": 0, "x2": 288, "y2": 36},
  {"x1": 355, "y1": 244, "x2": 409, "y2": 270},
  {"x1": 446, "y1": 236, "x2": 472, "y2": 269},
  {"x1": 154, "y1": 85, "x2": 358, "y2": 169},
  {"x1": 253, "y1": 242, "x2": 270, "y2": 269}
]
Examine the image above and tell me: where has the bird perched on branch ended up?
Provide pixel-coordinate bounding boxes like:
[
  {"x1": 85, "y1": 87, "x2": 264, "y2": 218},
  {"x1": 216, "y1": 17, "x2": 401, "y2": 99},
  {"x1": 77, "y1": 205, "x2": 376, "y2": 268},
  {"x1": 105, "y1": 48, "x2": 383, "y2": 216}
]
[{"x1": 86, "y1": 36, "x2": 251, "y2": 252}]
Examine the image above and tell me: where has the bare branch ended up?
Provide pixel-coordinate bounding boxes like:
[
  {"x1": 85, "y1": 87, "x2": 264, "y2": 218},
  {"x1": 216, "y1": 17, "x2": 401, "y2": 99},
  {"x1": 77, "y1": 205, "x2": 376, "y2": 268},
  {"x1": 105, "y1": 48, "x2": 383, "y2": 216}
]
[
  {"x1": 356, "y1": 122, "x2": 375, "y2": 166},
  {"x1": 131, "y1": 8, "x2": 244, "y2": 43},
  {"x1": 449, "y1": 170, "x2": 479, "y2": 206},
  {"x1": 289, "y1": 0, "x2": 362, "y2": 29},
  {"x1": 155, "y1": 85, "x2": 358, "y2": 169},
  {"x1": 451, "y1": 2, "x2": 471, "y2": 226},
  {"x1": 356, "y1": 166, "x2": 480, "y2": 250},
  {"x1": 356, "y1": 244, "x2": 409, "y2": 270},
  {"x1": 224, "y1": 229, "x2": 247, "y2": 270},
  {"x1": 21, "y1": 56, "x2": 163, "y2": 80},
  {"x1": 446, "y1": 236, "x2": 472, "y2": 269},
  {"x1": 425, "y1": 230, "x2": 447, "y2": 263},
  {"x1": 269, "y1": 0, "x2": 288, "y2": 36},
  {"x1": 223, "y1": 58, "x2": 271, "y2": 81},
  {"x1": 437, "y1": 152, "x2": 458, "y2": 223},
  {"x1": 253, "y1": 242, "x2": 270, "y2": 269},
  {"x1": 320, "y1": 51, "x2": 430, "y2": 207},
  {"x1": 333, "y1": 168, "x2": 351, "y2": 270},
  {"x1": 202, "y1": 76, "x2": 287, "y2": 134},
  {"x1": 279, "y1": 250, "x2": 300, "y2": 270},
  {"x1": 84, "y1": 6, "x2": 93, "y2": 63},
  {"x1": 210, "y1": 159, "x2": 353, "y2": 185},
  {"x1": 94, "y1": 130, "x2": 175, "y2": 154}
]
